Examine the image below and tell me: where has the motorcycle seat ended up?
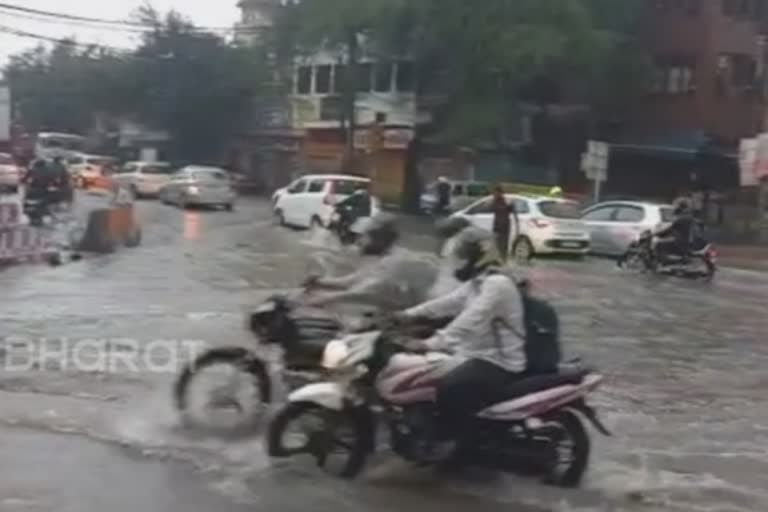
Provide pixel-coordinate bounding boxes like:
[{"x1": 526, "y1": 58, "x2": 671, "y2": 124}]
[{"x1": 501, "y1": 369, "x2": 588, "y2": 401}]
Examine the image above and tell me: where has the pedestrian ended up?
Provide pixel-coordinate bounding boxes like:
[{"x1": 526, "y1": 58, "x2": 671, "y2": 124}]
[
  {"x1": 491, "y1": 185, "x2": 512, "y2": 262},
  {"x1": 435, "y1": 176, "x2": 451, "y2": 216}
]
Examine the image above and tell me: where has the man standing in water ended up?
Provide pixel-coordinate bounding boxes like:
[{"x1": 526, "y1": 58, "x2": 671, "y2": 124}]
[{"x1": 491, "y1": 185, "x2": 513, "y2": 262}]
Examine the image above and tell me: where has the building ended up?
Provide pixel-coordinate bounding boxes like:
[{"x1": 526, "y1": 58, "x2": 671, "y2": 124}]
[
  {"x1": 232, "y1": 0, "x2": 420, "y2": 202},
  {"x1": 234, "y1": 0, "x2": 280, "y2": 46},
  {"x1": 605, "y1": 0, "x2": 768, "y2": 199},
  {"x1": 291, "y1": 54, "x2": 419, "y2": 202}
]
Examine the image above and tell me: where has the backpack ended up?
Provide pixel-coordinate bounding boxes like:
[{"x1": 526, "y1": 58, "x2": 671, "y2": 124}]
[{"x1": 521, "y1": 295, "x2": 562, "y2": 375}]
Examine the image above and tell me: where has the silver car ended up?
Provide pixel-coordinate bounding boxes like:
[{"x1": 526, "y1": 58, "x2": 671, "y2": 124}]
[
  {"x1": 160, "y1": 166, "x2": 236, "y2": 210},
  {"x1": 581, "y1": 201, "x2": 674, "y2": 256}
]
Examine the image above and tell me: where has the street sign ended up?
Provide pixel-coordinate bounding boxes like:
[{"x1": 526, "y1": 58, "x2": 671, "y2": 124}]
[
  {"x1": 740, "y1": 137, "x2": 758, "y2": 186},
  {"x1": 581, "y1": 140, "x2": 610, "y2": 201}
]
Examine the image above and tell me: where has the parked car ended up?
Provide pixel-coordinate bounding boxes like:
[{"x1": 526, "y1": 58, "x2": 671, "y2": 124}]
[
  {"x1": 0, "y1": 152, "x2": 21, "y2": 194},
  {"x1": 272, "y1": 174, "x2": 380, "y2": 228},
  {"x1": 113, "y1": 161, "x2": 174, "y2": 198},
  {"x1": 452, "y1": 194, "x2": 591, "y2": 259},
  {"x1": 580, "y1": 201, "x2": 674, "y2": 256},
  {"x1": 68, "y1": 154, "x2": 118, "y2": 188},
  {"x1": 420, "y1": 180, "x2": 491, "y2": 214},
  {"x1": 159, "y1": 166, "x2": 236, "y2": 210}
]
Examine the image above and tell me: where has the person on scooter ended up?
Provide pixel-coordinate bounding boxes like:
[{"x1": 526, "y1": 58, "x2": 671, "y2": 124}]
[
  {"x1": 396, "y1": 226, "x2": 561, "y2": 436},
  {"x1": 334, "y1": 184, "x2": 372, "y2": 235},
  {"x1": 654, "y1": 198, "x2": 696, "y2": 263},
  {"x1": 304, "y1": 213, "x2": 439, "y2": 312}
]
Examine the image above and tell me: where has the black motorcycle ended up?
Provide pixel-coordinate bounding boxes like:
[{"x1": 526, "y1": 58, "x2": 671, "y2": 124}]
[
  {"x1": 327, "y1": 204, "x2": 359, "y2": 246},
  {"x1": 618, "y1": 230, "x2": 717, "y2": 280},
  {"x1": 173, "y1": 295, "x2": 344, "y2": 422}
]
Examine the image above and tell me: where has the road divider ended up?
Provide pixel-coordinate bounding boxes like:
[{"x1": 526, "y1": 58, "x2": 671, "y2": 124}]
[{"x1": 77, "y1": 204, "x2": 142, "y2": 254}]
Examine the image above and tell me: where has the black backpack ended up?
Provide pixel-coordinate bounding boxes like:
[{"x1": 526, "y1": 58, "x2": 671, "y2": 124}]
[{"x1": 521, "y1": 295, "x2": 562, "y2": 375}]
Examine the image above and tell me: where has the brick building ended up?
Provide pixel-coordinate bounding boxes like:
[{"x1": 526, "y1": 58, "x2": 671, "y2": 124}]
[{"x1": 604, "y1": 0, "x2": 768, "y2": 199}]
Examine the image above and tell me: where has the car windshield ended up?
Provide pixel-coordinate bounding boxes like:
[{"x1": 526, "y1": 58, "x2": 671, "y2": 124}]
[
  {"x1": 0, "y1": 154, "x2": 13, "y2": 165},
  {"x1": 193, "y1": 169, "x2": 228, "y2": 181},
  {"x1": 332, "y1": 179, "x2": 367, "y2": 195},
  {"x1": 466, "y1": 184, "x2": 490, "y2": 196},
  {"x1": 87, "y1": 157, "x2": 115, "y2": 166},
  {"x1": 660, "y1": 207, "x2": 675, "y2": 223},
  {"x1": 538, "y1": 200, "x2": 581, "y2": 219}
]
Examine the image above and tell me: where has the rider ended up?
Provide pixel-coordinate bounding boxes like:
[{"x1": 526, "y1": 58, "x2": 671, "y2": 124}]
[
  {"x1": 305, "y1": 213, "x2": 440, "y2": 312},
  {"x1": 397, "y1": 227, "x2": 532, "y2": 431},
  {"x1": 334, "y1": 183, "x2": 372, "y2": 234},
  {"x1": 655, "y1": 197, "x2": 696, "y2": 263}
]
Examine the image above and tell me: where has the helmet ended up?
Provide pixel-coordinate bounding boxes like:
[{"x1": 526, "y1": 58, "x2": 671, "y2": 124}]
[
  {"x1": 435, "y1": 215, "x2": 471, "y2": 240},
  {"x1": 450, "y1": 227, "x2": 501, "y2": 282},
  {"x1": 357, "y1": 213, "x2": 399, "y2": 256},
  {"x1": 673, "y1": 197, "x2": 691, "y2": 215},
  {"x1": 549, "y1": 186, "x2": 563, "y2": 197}
]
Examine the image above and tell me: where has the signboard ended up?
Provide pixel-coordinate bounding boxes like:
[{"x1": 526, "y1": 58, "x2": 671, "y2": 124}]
[
  {"x1": 740, "y1": 137, "x2": 758, "y2": 186},
  {"x1": 581, "y1": 140, "x2": 610, "y2": 200},
  {"x1": 354, "y1": 127, "x2": 414, "y2": 151},
  {"x1": 0, "y1": 85, "x2": 10, "y2": 141}
]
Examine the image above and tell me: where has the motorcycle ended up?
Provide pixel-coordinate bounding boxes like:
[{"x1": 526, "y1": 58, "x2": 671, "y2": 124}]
[
  {"x1": 618, "y1": 229, "x2": 717, "y2": 280},
  {"x1": 266, "y1": 328, "x2": 610, "y2": 488},
  {"x1": 327, "y1": 205, "x2": 359, "y2": 246},
  {"x1": 173, "y1": 295, "x2": 345, "y2": 423}
]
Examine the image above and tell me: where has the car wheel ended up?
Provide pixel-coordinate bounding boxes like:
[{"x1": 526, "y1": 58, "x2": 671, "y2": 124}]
[
  {"x1": 513, "y1": 237, "x2": 535, "y2": 261},
  {"x1": 224, "y1": 203, "x2": 234, "y2": 212}
]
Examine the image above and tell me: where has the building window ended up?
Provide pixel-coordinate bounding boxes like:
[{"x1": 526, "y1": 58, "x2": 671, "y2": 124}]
[
  {"x1": 315, "y1": 65, "x2": 332, "y2": 94},
  {"x1": 651, "y1": 59, "x2": 696, "y2": 94},
  {"x1": 296, "y1": 66, "x2": 312, "y2": 95},
  {"x1": 374, "y1": 62, "x2": 393, "y2": 93},
  {"x1": 655, "y1": 0, "x2": 701, "y2": 16},
  {"x1": 356, "y1": 63, "x2": 373, "y2": 93},
  {"x1": 396, "y1": 61, "x2": 415, "y2": 92},
  {"x1": 716, "y1": 53, "x2": 757, "y2": 96},
  {"x1": 722, "y1": 0, "x2": 764, "y2": 18},
  {"x1": 332, "y1": 64, "x2": 347, "y2": 94}
]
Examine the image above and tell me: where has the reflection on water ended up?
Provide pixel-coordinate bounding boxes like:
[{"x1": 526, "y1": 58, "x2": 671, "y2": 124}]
[{"x1": 184, "y1": 212, "x2": 201, "y2": 241}]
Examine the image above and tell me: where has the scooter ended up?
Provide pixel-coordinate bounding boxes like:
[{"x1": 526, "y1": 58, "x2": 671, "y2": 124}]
[
  {"x1": 618, "y1": 230, "x2": 717, "y2": 280},
  {"x1": 267, "y1": 327, "x2": 609, "y2": 488}
]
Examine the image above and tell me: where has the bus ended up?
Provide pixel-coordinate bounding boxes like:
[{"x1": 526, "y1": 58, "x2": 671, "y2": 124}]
[{"x1": 16, "y1": 132, "x2": 87, "y2": 165}]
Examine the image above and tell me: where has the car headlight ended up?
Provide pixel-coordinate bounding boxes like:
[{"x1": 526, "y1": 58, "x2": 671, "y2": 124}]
[
  {"x1": 322, "y1": 340, "x2": 349, "y2": 370},
  {"x1": 186, "y1": 186, "x2": 200, "y2": 195}
]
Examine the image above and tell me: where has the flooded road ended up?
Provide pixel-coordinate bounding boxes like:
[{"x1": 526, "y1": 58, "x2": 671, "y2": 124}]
[{"x1": 1, "y1": 197, "x2": 767, "y2": 511}]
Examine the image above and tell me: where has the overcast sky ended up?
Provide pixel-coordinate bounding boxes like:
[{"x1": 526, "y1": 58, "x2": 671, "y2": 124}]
[{"x1": 0, "y1": 0, "x2": 241, "y2": 66}]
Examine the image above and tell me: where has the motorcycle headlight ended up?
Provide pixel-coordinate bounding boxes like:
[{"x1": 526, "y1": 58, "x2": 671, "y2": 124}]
[{"x1": 322, "y1": 340, "x2": 349, "y2": 370}]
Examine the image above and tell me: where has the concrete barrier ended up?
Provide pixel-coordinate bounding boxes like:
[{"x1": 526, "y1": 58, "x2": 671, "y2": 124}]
[
  {"x1": 0, "y1": 226, "x2": 53, "y2": 263},
  {"x1": 77, "y1": 204, "x2": 141, "y2": 254},
  {"x1": 0, "y1": 203, "x2": 21, "y2": 228}
]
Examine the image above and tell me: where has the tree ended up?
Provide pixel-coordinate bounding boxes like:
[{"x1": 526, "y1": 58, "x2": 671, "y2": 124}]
[{"x1": 3, "y1": 7, "x2": 270, "y2": 162}]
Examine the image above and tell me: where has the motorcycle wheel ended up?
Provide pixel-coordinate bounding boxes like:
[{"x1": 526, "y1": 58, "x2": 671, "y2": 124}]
[
  {"x1": 173, "y1": 347, "x2": 271, "y2": 422},
  {"x1": 541, "y1": 410, "x2": 591, "y2": 488},
  {"x1": 267, "y1": 402, "x2": 369, "y2": 479}
]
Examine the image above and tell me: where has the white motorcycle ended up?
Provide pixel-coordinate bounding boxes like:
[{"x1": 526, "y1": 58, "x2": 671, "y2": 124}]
[{"x1": 267, "y1": 328, "x2": 610, "y2": 488}]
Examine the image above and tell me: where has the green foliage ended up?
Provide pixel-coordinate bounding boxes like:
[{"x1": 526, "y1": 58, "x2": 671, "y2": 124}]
[
  {"x1": 278, "y1": 0, "x2": 650, "y2": 143},
  {"x1": 4, "y1": 7, "x2": 268, "y2": 161}
]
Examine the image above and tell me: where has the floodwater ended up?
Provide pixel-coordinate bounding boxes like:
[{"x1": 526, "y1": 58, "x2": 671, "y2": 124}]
[{"x1": 1, "y1": 197, "x2": 767, "y2": 511}]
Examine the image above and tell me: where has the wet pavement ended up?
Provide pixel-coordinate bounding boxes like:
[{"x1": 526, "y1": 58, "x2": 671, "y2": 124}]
[{"x1": 1, "y1": 197, "x2": 768, "y2": 512}]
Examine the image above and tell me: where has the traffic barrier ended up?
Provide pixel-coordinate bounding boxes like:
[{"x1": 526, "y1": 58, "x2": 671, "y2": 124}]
[
  {"x1": 0, "y1": 203, "x2": 21, "y2": 228},
  {"x1": 0, "y1": 226, "x2": 53, "y2": 263},
  {"x1": 77, "y1": 204, "x2": 141, "y2": 253}
]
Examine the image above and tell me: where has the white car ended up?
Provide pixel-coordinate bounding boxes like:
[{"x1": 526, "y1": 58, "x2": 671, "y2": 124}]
[
  {"x1": 452, "y1": 194, "x2": 591, "y2": 259},
  {"x1": 68, "y1": 154, "x2": 117, "y2": 188},
  {"x1": 159, "y1": 166, "x2": 236, "y2": 210},
  {"x1": 272, "y1": 174, "x2": 380, "y2": 228},
  {"x1": 113, "y1": 161, "x2": 174, "y2": 198},
  {"x1": 0, "y1": 153, "x2": 21, "y2": 193},
  {"x1": 580, "y1": 201, "x2": 674, "y2": 256}
]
